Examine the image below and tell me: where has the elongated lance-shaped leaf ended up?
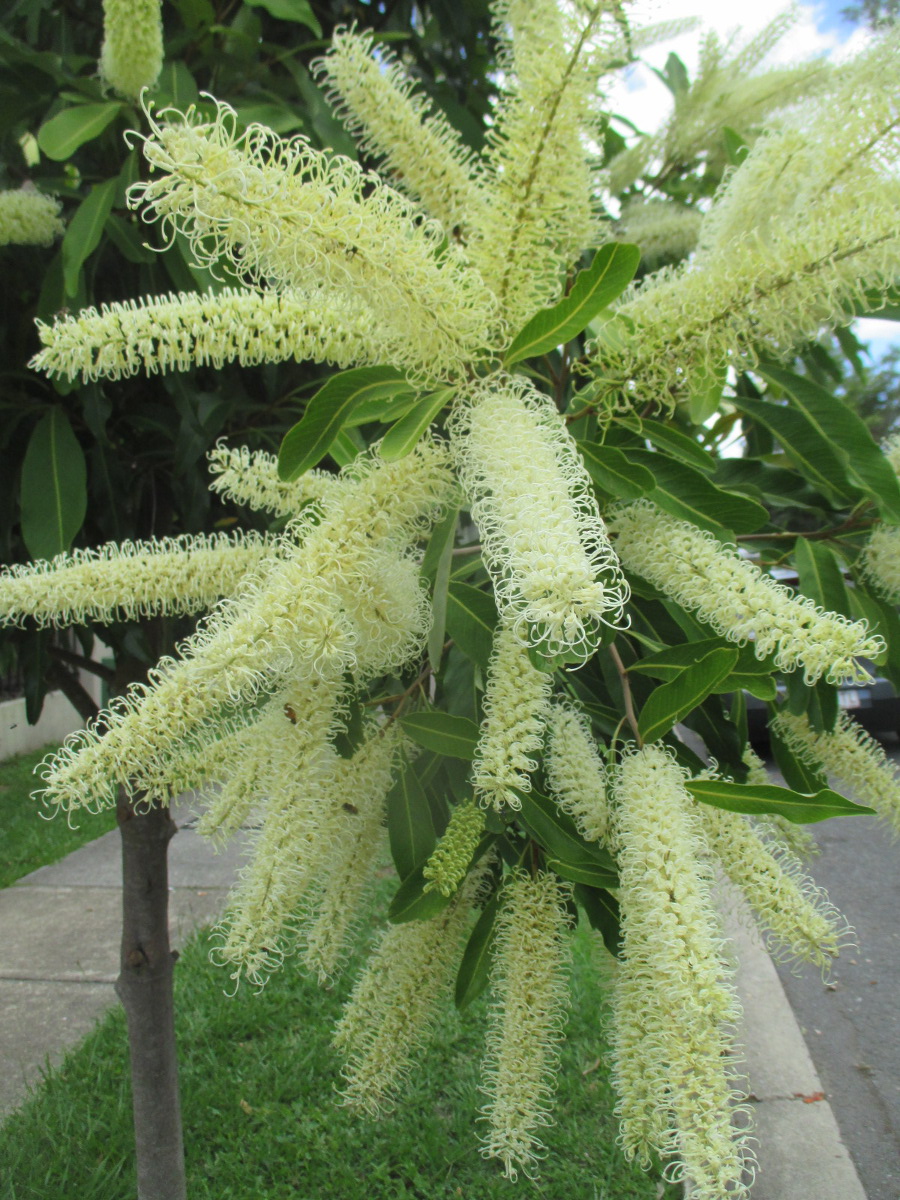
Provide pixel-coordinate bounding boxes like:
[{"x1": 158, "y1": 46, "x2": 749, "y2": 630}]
[
  {"x1": 278, "y1": 366, "x2": 414, "y2": 479},
  {"x1": 794, "y1": 538, "x2": 854, "y2": 619},
  {"x1": 762, "y1": 364, "x2": 900, "y2": 523},
  {"x1": 427, "y1": 504, "x2": 455, "y2": 673},
  {"x1": 511, "y1": 787, "x2": 618, "y2": 885},
  {"x1": 37, "y1": 103, "x2": 123, "y2": 161},
  {"x1": 400, "y1": 711, "x2": 480, "y2": 760},
  {"x1": 445, "y1": 580, "x2": 499, "y2": 670},
  {"x1": 638, "y1": 648, "x2": 739, "y2": 743},
  {"x1": 62, "y1": 179, "x2": 117, "y2": 296},
  {"x1": 455, "y1": 891, "x2": 502, "y2": 1010},
  {"x1": 687, "y1": 779, "x2": 874, "y2": 823},
  {"x1": 619, "y1": 415, "x2": 716, "y2": 474},
  {"x1": 577, "y1": 441, "x2": 655, "y2": 500},
  {"x1": 19, "y1": 408, "x2": 87, "y2": 561},
  {"x1": 622, "y1": 450, "x2": 768, "y2": 535},
  {"x1": 574, "y1": 884, "x2": 622, "y2": 957},
  {"x1": 504, "y1": 243, "x2": 640, "y2": 366},
  {"x1": 381, "y1": 388, "x2": 454, "y2": 462},
  {"x1": 630, "y1": 637, "x2": 777, "y2": 681},
  {"x1": 386, "y1": 751, "x2": 437, "y2": 880}
]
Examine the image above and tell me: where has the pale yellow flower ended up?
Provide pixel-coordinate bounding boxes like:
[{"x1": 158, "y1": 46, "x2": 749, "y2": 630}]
[
  {"x1": 0, "y1": 188, "x2": 63, "y2": 246},
  {"x1": 99, "y1": 0, "x2": 163, "y2": 100}
]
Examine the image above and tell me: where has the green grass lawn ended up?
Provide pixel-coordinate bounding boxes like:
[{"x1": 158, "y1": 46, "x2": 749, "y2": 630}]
[
  {"x1": 0, "y1": 916, "x2": 675, "y2": 1200},
  {"x1": 0, "y1": 743, "x2": 117, "y2": 888}
]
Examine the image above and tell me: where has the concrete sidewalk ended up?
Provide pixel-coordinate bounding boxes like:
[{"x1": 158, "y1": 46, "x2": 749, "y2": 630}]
[{"x1": 0, "y1": 804, "x2": 868, "y2": 1200}]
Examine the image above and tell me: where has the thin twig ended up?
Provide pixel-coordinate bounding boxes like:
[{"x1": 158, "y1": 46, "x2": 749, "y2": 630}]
[{"x1": 608, "y1": 642, "x2": 642, "y2": 747}]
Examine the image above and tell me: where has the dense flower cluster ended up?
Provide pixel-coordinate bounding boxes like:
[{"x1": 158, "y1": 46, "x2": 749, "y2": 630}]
[
  {"x1": 610, "y1": 501, "x2": 882, "y2": 683},
  {"x1": 0, "y1": 187, "x2": 64, "y2": 246},
  {"x1": 99, "y1": 0, "x2": 163, "y2": 100}
]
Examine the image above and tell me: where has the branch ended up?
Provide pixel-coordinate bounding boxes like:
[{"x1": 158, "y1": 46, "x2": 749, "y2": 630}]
[
  {"x1": 45, "y1": 661, "x2": 100, "y2": 724},
  {"x1": 608, "y1": 642, "x2": 642, "y2": 746},
  {"x1": 48, "y1": 644, "x2": 115, "y2": 683}
]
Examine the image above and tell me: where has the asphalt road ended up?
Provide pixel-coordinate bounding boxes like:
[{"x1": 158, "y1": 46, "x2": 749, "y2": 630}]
[{"x1": 768, "y1": 741, "x2": 900, "y2": 1200}]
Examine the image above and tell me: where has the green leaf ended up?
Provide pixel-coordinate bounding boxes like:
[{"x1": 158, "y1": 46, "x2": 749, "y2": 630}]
[
  {"x1": 793, "y1": 538, "x2": 853, "y2": 619},
  {"x1": 513, "y1": 788, "x2": 618, "y2": 886},
  {"x1": 577, "y1": 441, "x2": 654, "y2": 500},
  {"x1": 547, "y1": 855, "x2": 619, "y2": 889},
  {"x1": 722, "y1": 125, "x2": 750, "y2": 166},
  {"x1": 630, "y1": 637, "x2": 775, "y2": 681},
  {"x1": 400, "y1": 711, "x2": 479, "y2": 760},
  {"x1": 445, "y1": 581, "x2": 499, "y2": 670},
  {"x1": 380, "y1": 388, "x2": 454, "y2": 463},
  {"x1": 620, "y1": 416, "x2": 716, "y2": 473},
  {"x1": 154, "y1": 60, "x2": 200, "y2": 108},
  {"x1": 733, "y1": 393, "x2": 860, "y2": 505},
  {"x1": 61, "y1": 178, "x2": 117, "y2": 296},
  {"x1": 19, "y1": 408, "x2": 87, "y2": 560},
  {"x1": 388, "y1": 865, "x2": 452, "y2": 923},
  {"x1": 622, "y1": 450, "x2": 768, "y2": 535},
  {"x1": 759, "y1": 364, "x2": 900, "y2": 524},
  {"x1": 504, "y1": 243, "x2": 640, "y2": 366},
  {"x1": 455, "y1": 892, "x2": 501, "y2": 1009},
  {"x1": 730, "y1": 673, "x2": 778, "y2": 701},
  {"x1": 769, "y1": 721, "x2": 828, "y2": 793},
  {"x1": 574, "y1": 884, "x2": 622, "y2": 957},
  {"x1": 104, "y1": 213, "x2": 153, "y2": 264},
  {"x1": 244, "y1": 0, "x2": 322, "y2": 33},
  {"x1": 277, "y1": 367, "x2": 413, "y2": 479},
  {"x1": 638, "y1": 648, "x2": 738, "y2": 743},
  {"x1": 687, "y1": 779, "x2": 874, "y2": 823},
  {"x1": 689, "y1": 359, "x2": 728, "y2": 425},
  {"x1": 421, "y1": 506, "x2": 459, "y2": 584},
  {"x1": 386, "y1": 753, "x2": 437, "y2": 881},
  {"x1": 427, "y1": 507, "x2": 455, "y2": 673},
  {"x1": 37, "y1": 102, "x2": 123, "y2": 160}
]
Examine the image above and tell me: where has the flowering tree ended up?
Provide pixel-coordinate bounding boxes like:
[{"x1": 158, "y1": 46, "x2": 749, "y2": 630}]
[{"x1": 3, "y1": 1, "x2": 900, "y2": 1198}]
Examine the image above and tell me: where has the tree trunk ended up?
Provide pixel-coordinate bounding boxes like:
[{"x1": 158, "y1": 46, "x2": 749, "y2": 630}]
[{"x1": 115, "y1": 788, "x2": 187, "y2": 1200}]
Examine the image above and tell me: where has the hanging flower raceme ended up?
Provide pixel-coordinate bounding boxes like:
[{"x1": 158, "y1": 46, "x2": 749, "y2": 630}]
[
  {"x1": 0, "y1": 531, "x2": 273, "y2": 628},
  {"x1": 30, "y1": 287, "x2": 383, "y2": 384},
  {"x1": 609, "y1": 501, "x2": 882, "y2": 684},
  {"x1": 423, "y1": 800, "x2": 487, "y2": 897},
  {"x1": 207, "y1": 443, "x2": 336, "y2": 518},
  {"x1": 544, "y1": 696, "x2": 610, "y2": 844},
  {"x1": 99, "y1": 0, "x2": 163, "y2": 100},
  {"x1": 773, "y1": 710, "x2": 900, "y2": 833},
  {"x1": 334, "y1": 864, "x2": 489, "y2": 1114},
  {"x1": 860, "y1": 522, "x2": 900, "y2": 604},
  {"x1": 314, "y1": 27, "x2": 489, "y2": 240},
  {"x1": 33, "y1": 441, "x2": 454, "y2": 813},
  {"x1": 0, "y1": 187, "x2": 64, "y2": 246},
  {"x1": 470, "y1": 621, "x2": 552, "y2": 811},
  {"x1": 609, "y1": 744, "x2": 752, "y2": 1199},
  {"x1": 126, "y1": 98, "x2": 499, "y2": 383},
  {"x1": 479, "y1": 869, "x2": 573, "y2": 1180},
  {"x1": 450, "y1": 375, "x2": 628, "y2": 660},
  {"x1": 698, "y1": 803, "x2": 848, "y2": 968}
]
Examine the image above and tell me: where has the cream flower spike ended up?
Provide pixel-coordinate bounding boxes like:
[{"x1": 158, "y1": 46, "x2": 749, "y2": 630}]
[
  {"x1": 860, "y1": 523, "x2": 900, "y2": 605},
  {"x1": 0, "y1": 531, "x2": 272, "y2": 628},
  {"x1": 206, "y1": 443, "x2": 336, "y2": 519},
  {"x1": 615, "y1": 197, "x2": 703, "y2": 267},
  {"x1": 610, "y1": 744, "x2": 752, "y2": 1197},
  {"x1": 479, "y1": 869, "x2": 572, "y2": 1180},
  {"x1": 471, "y1": 621, "x2": 552, "y2": 811},
  {"x1": 334, "y1": 864, "x2": 489, "y2": 1114},
  {"x1": 37, "y1": 442, "x2": 454, "y2": 813},
  {"x1": 127, "y1": 98, "x2": 498, "y2": 383},
  {"x1": 774, "y1": 710, "x2": 900, "y2": 833},
  {"x1": 544, "y1": 697, "x2": 609, "y2": 844},
  {"x1": 314, "y1": 27, "x2": 489, "y2": 239},
  {"x1": 610, "y1": 502, "x2": 882, "y2": 684},
  {"x1": 698, "y1": 804, "x2": 849, "y2": 968},
  {"x1": 99, "y1": 0, "x2": 163, "y2": 100},
  {"x1": 30, "y1": 287, "x2": 383, "y2": 384},
  {"x1": 0, "y1": 188, "x2": 64, "y2": 246},
  {"x1": 468, "y1": 0, "x2": 616, "y2": 328},
  {"x1": 450, "y1": 375, "x2": 628, "y2": 660}
]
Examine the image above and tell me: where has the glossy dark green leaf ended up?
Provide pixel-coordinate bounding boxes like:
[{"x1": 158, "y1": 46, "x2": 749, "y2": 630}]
[
  {"x1": 574, "y1": 884, "x2": 622, "y2": 957},
  {"x1": 504, "y1": 243, "x2": 640, "y2": 366},
  {"x1": 61, "y1": 178, "x2": 117, "y2": 296},
  {"x1": 381, "y1": 388, "x2": 454, "y2": 462},
  {"x1": 638, "y1": 648, "x2": 738, "y2": 743},
  {"x1": 19, "y1": 408, "x2": 87, "y2": 560},
  {"x1": 37, "y1": 102, "x2": 122, "y2": 160},
  {"x1": 577, "y1": 441, "x2": 655, "y2": 500},
  {"x1": 445, "y1": 581, "x2": 498, "y2": 670},
  {"x1": 547, "y1": 855, "x2": 619, "y2": 889},
  {"x1": 770, "y1": 721, "x2": 828, "y2": 793},
  {"x1": 427, "y1": 506, "x2": 455, "y2": 673},
  {"x1": 620, "y1": 416, "x2": 716, "y2": 473},
  {"x1": 278, "y1": 367, "x2": 413, "y2": 479},
  {"x1": 400, "y1": 711, "x2": 479, "y2": 760},
  {"x1": 421, "y1": 506, "x2": 459, "y2": 584},
  {"x1": 622, "y1": 449, "x2": 768, "y2": 535},
  {"x1": 387, "y1": 865, "x2": 452, "y2": 923},
  {"x1": 512, "y1": 788, "x2": 618, "y2": 886},
  {"x1": 245, "y1": 0, "x2": 321, "y2": 32},
  {"x1": 733, "y1": 393, "x2": 859, "y2": 505},
  {"x1": 631, "y1": 637, "x2": 775, "y2": 681},
  {"x1": 794, "y1": 538, "x2": 854, "y2": 618},
  {"x1": 386, "y1": 752, "x2": 437, "y2": 881},
  {"x1": 455, "y1": 892, "x2": 501, "y2": 1009},
  {"x1": 722, "y1": 125, "x2": 750, "y2": 166},
  {"x1": 760, "y1": 364, "x2": 900, "y2": 524},
  {"x1": 687, "y1": 779, "x2": 874, "y2": 823}
]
